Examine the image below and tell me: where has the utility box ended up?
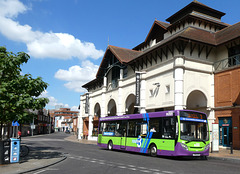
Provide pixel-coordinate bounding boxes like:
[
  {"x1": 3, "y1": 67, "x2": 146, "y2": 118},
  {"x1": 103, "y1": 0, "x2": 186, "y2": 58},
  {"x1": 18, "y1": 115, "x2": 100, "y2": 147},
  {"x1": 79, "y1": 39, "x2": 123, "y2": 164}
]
[
  {"x1": 0, "y1": 139, "x2": 11, "y2": 164},
  {"x1": 10, "y1": 138, "x2": 20, "y2": 163}
]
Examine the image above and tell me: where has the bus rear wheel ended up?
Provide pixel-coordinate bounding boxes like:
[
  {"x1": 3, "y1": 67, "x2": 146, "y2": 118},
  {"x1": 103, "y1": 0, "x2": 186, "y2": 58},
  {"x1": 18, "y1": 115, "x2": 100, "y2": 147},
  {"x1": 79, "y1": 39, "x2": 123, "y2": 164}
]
[
  {"x1": 108, "y1": 141, "x2": 113, "y2": 150},
  {"x1": 149, "y1": 144, "x2": 157, "y2": 157}
]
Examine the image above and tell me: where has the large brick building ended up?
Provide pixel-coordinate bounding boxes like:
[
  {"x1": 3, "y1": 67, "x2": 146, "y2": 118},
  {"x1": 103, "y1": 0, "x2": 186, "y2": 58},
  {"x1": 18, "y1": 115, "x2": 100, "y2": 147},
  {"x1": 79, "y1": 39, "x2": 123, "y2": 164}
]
[
  {"x1": 215, "y1": 67, "x2": 240, "y2": 149},
  {"x1": 79, "y1": 1, "x2": 240, "y2": 149}
]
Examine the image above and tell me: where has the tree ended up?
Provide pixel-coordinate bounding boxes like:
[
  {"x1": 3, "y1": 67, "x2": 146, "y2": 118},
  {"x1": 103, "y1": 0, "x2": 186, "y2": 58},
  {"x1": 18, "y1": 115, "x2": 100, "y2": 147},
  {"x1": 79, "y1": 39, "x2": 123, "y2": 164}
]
[{"x1": 0, "y1": 46, "x2": 49, "y2": 139}]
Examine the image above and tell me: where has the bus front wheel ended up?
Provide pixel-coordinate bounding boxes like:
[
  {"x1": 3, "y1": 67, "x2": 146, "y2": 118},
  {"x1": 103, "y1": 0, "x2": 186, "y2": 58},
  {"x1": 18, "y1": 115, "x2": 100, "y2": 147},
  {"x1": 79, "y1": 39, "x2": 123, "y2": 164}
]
[
  {"x1": 108, "y1": 141, "x2": 113, "y2": 150},
  {"x1": 149, "y1": 144, "x2": 157, "y2": 157}
]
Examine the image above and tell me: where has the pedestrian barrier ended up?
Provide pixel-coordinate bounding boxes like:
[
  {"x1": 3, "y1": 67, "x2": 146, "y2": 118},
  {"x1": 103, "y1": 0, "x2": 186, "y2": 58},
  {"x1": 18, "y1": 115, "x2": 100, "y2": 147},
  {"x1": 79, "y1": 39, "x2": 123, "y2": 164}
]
[{"x1": 0, "y1": 139, "x2": 10, "y2": 164}]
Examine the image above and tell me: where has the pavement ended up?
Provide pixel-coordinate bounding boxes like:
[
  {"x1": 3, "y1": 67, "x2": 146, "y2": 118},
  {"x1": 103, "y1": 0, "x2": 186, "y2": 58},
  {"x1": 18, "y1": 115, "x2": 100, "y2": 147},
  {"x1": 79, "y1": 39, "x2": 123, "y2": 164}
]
[{"x1": 0, "y1": 134, "x2": 239, "y2": 174}]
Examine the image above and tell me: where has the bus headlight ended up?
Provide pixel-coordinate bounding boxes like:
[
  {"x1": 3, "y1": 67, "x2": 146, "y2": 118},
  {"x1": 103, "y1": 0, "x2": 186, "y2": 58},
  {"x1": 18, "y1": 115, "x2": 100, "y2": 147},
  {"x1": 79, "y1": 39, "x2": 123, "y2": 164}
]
[
  {"x1": 180, "y1": 143, "x2": 188, "y2": 151},
  {"x1": 204, "y1": 144, "x2": 210, "y2": 150}
]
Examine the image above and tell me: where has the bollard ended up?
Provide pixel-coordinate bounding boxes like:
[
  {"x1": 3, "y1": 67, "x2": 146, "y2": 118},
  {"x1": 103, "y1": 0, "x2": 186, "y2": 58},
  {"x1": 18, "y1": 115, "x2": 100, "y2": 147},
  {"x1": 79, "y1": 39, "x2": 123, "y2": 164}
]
[
  {"x1": 211, "y1": 141, "x2": 213, "y2": 153},
  {"x1": 230, "y1": 142, "x2": 233, "y2": 154}
]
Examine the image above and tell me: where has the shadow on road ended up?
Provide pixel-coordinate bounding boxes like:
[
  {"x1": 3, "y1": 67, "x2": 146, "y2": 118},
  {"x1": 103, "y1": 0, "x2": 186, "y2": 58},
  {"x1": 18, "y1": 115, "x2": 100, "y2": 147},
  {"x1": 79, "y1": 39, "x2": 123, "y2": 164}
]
[{"x1": 20, "y1": 146, "x2": 63, "y2": 163}]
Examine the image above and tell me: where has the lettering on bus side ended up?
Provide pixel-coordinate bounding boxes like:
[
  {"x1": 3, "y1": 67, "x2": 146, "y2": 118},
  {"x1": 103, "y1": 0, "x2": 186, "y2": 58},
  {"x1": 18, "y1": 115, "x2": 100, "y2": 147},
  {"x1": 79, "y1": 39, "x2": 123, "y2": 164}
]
[
  {"x1": 132, "y1": 136, "x2": 143, "y2": 147},
  {"x1": 166, "y1": 111, "x2": 174, "y2": 116}
]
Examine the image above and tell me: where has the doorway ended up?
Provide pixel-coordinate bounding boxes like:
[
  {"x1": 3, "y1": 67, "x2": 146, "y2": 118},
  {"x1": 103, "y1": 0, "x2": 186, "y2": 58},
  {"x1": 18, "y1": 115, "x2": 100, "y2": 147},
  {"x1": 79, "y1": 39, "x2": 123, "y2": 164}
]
[
  {"x1": 219, "y1": 117, "x2": 232, "y2": 147},
  {"x1": 120, "y1": 121, "x2": 127, "y2": 149}
]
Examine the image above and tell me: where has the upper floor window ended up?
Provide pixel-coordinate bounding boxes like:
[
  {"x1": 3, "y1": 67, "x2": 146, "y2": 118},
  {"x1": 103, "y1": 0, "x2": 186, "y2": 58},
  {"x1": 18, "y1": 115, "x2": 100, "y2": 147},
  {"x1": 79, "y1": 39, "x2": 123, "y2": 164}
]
[
  {"x1": 228, "y1": 45, "x2": 240, "y2": 66},
  {"x1": 123, "y1": 67, "x2": 128, "y2": 78}
]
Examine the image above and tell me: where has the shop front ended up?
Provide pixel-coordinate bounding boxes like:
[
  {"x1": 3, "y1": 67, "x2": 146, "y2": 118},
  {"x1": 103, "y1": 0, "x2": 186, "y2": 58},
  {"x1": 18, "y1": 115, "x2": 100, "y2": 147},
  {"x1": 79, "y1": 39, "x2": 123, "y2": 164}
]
[
  {"x1": 92, "y1": 115, "x2": 99, "y2": 137},
  {"x1": 219, "y1": 117, "x2": 232, "y2": 147},
  {"x1": 83, "y1": 117, "x2": 89, "y2": 139}
]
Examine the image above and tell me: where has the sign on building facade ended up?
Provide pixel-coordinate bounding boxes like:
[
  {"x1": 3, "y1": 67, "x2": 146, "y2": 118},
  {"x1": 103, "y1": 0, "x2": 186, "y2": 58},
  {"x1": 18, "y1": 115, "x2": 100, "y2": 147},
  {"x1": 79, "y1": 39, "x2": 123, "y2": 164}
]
[{"x1": 135, "y1": 72, "x2": 141, "y2": 106}]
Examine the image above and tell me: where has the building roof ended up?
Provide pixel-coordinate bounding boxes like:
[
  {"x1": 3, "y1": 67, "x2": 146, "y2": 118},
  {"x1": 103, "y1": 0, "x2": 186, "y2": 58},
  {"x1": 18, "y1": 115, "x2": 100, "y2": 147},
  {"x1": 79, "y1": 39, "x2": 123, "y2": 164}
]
[
  {"x1": 133, "y1": 20, "x2": 170, "y2": 51},
  {"x1": 178, "y1": 26, "x2": 216, "y2": 45},
  {"x1": 216, "y1": 22, "x2": 240, "y2": 45},
  {"x1": 155, "y1": 20, "x2": 171, "y2": 29},
  {"x1": 129, "y1": 26, "x2": 217, "y2": 63},
  {"x1": 82, "y1": 77, "x2": 102, "y2": 89},
  {"x1": 95, "y1": 45, "x2": 142, "y2": 78},
  {"x1": 82, "y1": 1, "x2": 240, "y2": 90},
  {"x1": 166, "y1": 0, "x2": 225, "y2": 24},
  {"x1": 108, "y1": 45, "x2": 143, "y2": 63}
]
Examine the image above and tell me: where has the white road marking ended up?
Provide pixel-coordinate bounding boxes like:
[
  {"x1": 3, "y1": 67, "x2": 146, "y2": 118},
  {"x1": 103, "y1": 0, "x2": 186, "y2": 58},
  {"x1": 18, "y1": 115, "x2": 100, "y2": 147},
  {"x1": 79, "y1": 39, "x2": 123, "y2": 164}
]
[
  {"x1": 162, "y1": 171, "x2": 175, "y2": 174},
  {"x1": 68, "y1": 155, "x2": 175, "y2": 173},
  {"x1": 118, "y1": 166, "x2": 127, "y2": 169},
  {"x1": 129, "y1": 168, "x2": 137, "y2": 171},
  {"x1": 140, "y1": 170, "x2": 151, "y2": 173},
  {"x1": 33, "y1": 170, "x2": 46, "y2": 174}
]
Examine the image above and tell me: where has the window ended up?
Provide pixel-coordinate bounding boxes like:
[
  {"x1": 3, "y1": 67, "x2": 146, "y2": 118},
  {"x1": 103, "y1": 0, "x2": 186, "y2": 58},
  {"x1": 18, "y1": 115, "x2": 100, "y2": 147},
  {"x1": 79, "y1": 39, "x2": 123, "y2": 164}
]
[
  {"x1": 149, "y1": 118, "x2": 162, "y2": 139},
  {"x1": 165, "y1": 85, "x2": 170, "y2": 94},
  {"x1": 162, "y1": 117, "x2": 175, "y2": 139},
  {"x1": 100, "y1": 121, "x2": 122, "y2": 136},
  {"x1": 136, "y1": 120, "x2": 148, "y2": 137},
  {"x1": 128, "y1": 121, "x2": 136, "y2": 137},
  {"x1": 127, "y1": 120, "x2": 147, "y2": 138},
  {"x1": 123, "y1": 67, "x2": 128, "y2": 78},
  {"x1": 228, "y1": 45, "x2": 240, "y2": 66}
]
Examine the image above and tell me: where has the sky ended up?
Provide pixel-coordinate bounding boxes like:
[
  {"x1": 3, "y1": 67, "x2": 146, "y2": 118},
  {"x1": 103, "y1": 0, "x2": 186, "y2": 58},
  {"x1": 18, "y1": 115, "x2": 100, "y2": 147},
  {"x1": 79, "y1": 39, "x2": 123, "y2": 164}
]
[{"x1": 0, "y1": 0, "x2": 239, "y2": 111}]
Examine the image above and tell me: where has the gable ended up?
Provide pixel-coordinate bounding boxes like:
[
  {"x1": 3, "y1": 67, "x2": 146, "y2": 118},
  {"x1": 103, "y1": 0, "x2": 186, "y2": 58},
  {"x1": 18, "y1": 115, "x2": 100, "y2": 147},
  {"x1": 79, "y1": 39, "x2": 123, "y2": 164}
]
[{"x1": 96, "y1": 45, "x2": 142, "y2": 78}]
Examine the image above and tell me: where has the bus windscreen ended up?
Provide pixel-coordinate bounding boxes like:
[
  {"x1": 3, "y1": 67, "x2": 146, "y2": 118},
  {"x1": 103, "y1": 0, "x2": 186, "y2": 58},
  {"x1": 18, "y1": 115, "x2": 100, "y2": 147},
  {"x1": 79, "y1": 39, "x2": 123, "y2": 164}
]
[{"x1": 180, "y1": 111, "x2": 208, "y2": 142}]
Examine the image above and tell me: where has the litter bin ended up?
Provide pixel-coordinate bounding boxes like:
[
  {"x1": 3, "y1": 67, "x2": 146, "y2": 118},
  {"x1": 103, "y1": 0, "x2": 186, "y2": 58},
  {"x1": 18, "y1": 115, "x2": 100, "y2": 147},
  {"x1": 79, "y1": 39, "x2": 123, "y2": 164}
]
[
  {"x1": 0, "y1": 139, "x2": 11, "y2": 164},
  {"x1": 10, "y1": 138, "x2": 20, "y2": 163}
]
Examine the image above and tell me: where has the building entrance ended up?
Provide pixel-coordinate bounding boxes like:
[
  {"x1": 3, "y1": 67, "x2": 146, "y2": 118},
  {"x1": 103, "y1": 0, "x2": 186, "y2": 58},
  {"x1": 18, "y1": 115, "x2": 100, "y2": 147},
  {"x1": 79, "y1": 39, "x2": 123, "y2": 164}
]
[{"x1": 219, "y1": 117, "x2": 232, "y2": 147}]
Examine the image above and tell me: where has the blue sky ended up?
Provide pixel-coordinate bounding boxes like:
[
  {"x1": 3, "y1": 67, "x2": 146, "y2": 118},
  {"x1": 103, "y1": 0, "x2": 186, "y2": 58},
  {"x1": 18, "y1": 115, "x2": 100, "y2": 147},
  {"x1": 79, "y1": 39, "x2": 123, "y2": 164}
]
[{"x1": 1, "y1": 0, "x2": 239, "y2": 110}]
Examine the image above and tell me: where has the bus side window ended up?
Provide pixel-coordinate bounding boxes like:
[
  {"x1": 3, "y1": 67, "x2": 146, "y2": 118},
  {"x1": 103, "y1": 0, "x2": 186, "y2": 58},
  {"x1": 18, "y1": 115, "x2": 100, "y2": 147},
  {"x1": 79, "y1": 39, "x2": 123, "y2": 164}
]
[
  {"x1": 102, "y1": 122, "x2": 117, "y2": 136},
  {"x1": 149, "y1": 118, "x2": 161, "y2": 139},
  {"x1": 135, "y1": 120, "x2": 147, "y2": 137},
  {"x1": 99, "y1": 122, "x2": 104, "y2": 134},
  {"x1": 128, "y1": 121, "x2": 137, "y2": 137},
  {"x1": 162, "y1": 117, "x2": 175, "y2": 139},
  {"x1": 115, "y1": 121, "x2": 122, "y2": 137}
]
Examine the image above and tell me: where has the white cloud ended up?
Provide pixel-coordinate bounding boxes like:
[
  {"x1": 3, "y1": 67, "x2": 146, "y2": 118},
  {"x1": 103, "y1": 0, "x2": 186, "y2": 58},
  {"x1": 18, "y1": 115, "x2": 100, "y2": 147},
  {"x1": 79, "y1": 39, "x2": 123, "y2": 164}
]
[
  {"x1": 54, "y1": 60, "x2": 98, "y2": 92},
  {"x1": 40, "y1": 90, "x2": 69, "y2": 109},
  {"x1": 71, "y1": 105, "x2": 79, "y2": 111},
  {"x1": 0, "y1": 0, "x2": 27, "y2": 18},
  {"x1": 0, "y1": 0, "x2": 104, "y2": 60}
]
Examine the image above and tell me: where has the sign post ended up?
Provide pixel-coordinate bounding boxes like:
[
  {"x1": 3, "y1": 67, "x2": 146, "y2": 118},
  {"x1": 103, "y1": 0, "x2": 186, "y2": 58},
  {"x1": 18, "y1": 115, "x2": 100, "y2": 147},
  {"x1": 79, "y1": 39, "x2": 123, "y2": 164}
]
[
  {"x1": 212, "y1": 123, "x2": 219, "y2": 152},
  {"x1": 12, "y1": 121, "x2": 20, "y2": 138}
]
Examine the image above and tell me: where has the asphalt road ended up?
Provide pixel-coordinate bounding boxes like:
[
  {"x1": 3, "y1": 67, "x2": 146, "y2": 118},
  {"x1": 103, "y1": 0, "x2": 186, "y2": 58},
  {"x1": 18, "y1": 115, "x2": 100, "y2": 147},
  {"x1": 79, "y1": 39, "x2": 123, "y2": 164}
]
[{"x1": 23, "y1": 133, "x2": 240, "y2": 174}]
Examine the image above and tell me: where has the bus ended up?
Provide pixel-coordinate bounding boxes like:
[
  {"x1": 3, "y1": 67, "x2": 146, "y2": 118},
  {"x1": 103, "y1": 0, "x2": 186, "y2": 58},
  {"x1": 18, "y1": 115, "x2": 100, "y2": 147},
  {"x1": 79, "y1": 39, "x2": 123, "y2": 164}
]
[{"x1": 97, "y1": 110, "x2": 210, "y2": 157}]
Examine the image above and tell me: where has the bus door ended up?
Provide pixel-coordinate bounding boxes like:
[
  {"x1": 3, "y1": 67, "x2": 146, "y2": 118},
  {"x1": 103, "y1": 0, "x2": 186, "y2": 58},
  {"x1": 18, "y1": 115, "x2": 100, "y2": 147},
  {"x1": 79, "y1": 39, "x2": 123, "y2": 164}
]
[{"x1": 120, "y1": 121, "x2": 127, "y2": 149}]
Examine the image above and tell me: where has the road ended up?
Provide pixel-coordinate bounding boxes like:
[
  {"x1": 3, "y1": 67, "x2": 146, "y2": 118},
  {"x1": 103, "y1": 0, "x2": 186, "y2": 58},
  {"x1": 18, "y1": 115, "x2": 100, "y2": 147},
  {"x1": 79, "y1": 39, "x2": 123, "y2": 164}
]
[{"x1": 23, "y1": 133, "x2": 240, "y2": 174}]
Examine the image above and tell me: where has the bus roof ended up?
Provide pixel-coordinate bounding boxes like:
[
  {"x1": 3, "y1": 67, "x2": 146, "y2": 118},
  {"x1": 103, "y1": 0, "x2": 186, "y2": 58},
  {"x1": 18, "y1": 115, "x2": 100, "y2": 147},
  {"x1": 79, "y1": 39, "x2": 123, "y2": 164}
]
[{"x1": 99, "y1": 110, "x2": 206, "y2": 122}]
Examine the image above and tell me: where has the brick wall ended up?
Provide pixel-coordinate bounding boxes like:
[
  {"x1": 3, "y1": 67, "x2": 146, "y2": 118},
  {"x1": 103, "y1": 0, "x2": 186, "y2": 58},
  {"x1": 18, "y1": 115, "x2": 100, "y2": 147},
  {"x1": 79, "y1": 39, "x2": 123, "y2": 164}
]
[{"x1": 215, "y1": 66, "x2": 240, "y2": 149}]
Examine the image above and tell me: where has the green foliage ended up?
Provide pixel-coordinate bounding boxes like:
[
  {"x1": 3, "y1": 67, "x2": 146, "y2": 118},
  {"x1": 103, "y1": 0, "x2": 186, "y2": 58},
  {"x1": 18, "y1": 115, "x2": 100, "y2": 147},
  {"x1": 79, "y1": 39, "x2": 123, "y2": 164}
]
[{"x1": 0, "y1": 46, "x2": 49, "y2": 124}]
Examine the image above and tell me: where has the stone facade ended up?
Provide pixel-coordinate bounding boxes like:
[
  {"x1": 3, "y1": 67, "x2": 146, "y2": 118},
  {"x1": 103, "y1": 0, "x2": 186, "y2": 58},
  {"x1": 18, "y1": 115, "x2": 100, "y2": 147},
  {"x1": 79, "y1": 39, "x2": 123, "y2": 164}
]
[{"x1": 78, "y1": 1, "x2": 240, "y2": 149}]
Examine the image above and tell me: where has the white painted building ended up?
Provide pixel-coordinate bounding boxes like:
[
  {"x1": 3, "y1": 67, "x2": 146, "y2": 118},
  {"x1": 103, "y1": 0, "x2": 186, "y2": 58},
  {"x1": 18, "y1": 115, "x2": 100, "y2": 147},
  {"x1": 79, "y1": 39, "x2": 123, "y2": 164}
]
[{"x1": 78, "y1": 1, "x2": 237, "y2": 143}]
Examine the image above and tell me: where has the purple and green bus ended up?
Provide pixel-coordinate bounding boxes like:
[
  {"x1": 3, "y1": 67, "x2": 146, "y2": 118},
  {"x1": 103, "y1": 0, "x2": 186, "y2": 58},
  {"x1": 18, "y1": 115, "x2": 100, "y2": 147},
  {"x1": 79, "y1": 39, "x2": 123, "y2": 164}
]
[{"x1": 97, "y1": 110, "x2": 210, "y2": 157}]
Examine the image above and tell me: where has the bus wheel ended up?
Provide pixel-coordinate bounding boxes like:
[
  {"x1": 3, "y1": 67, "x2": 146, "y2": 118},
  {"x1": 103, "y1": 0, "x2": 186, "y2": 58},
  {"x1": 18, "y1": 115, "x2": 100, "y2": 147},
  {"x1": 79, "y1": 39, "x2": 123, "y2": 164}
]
[
  {"x1": 149, "y1": 144, "x2": 157, "y2": 157},
  {"x1": 108, "y1": 141, "x2": 113, "y2": 150}
]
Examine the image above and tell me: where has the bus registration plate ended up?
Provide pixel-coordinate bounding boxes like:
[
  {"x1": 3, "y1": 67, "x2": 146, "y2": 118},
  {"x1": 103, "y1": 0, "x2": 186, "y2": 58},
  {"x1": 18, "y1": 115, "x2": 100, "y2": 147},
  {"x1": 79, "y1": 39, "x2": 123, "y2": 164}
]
[{"x1": 193, "y1": 154, "x2": 200, "y2": 156}]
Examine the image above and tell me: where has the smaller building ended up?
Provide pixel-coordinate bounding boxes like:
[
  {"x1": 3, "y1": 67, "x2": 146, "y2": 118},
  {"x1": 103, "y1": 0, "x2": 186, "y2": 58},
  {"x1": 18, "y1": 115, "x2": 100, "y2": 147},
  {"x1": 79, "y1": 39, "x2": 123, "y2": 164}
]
[
  {"x1": 54, "y1": 108, "x2": 79, "y2": 132},
  {"x1": 21, "y1": 109, "x2": 54, "y2": 136}
]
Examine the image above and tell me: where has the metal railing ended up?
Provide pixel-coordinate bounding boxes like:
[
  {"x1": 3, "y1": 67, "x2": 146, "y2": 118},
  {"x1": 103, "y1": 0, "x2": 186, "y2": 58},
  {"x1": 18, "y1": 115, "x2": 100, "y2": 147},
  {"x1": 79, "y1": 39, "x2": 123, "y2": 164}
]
[{"x1": 214, "y1": 54, "x2": 240, "y2": 72}]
